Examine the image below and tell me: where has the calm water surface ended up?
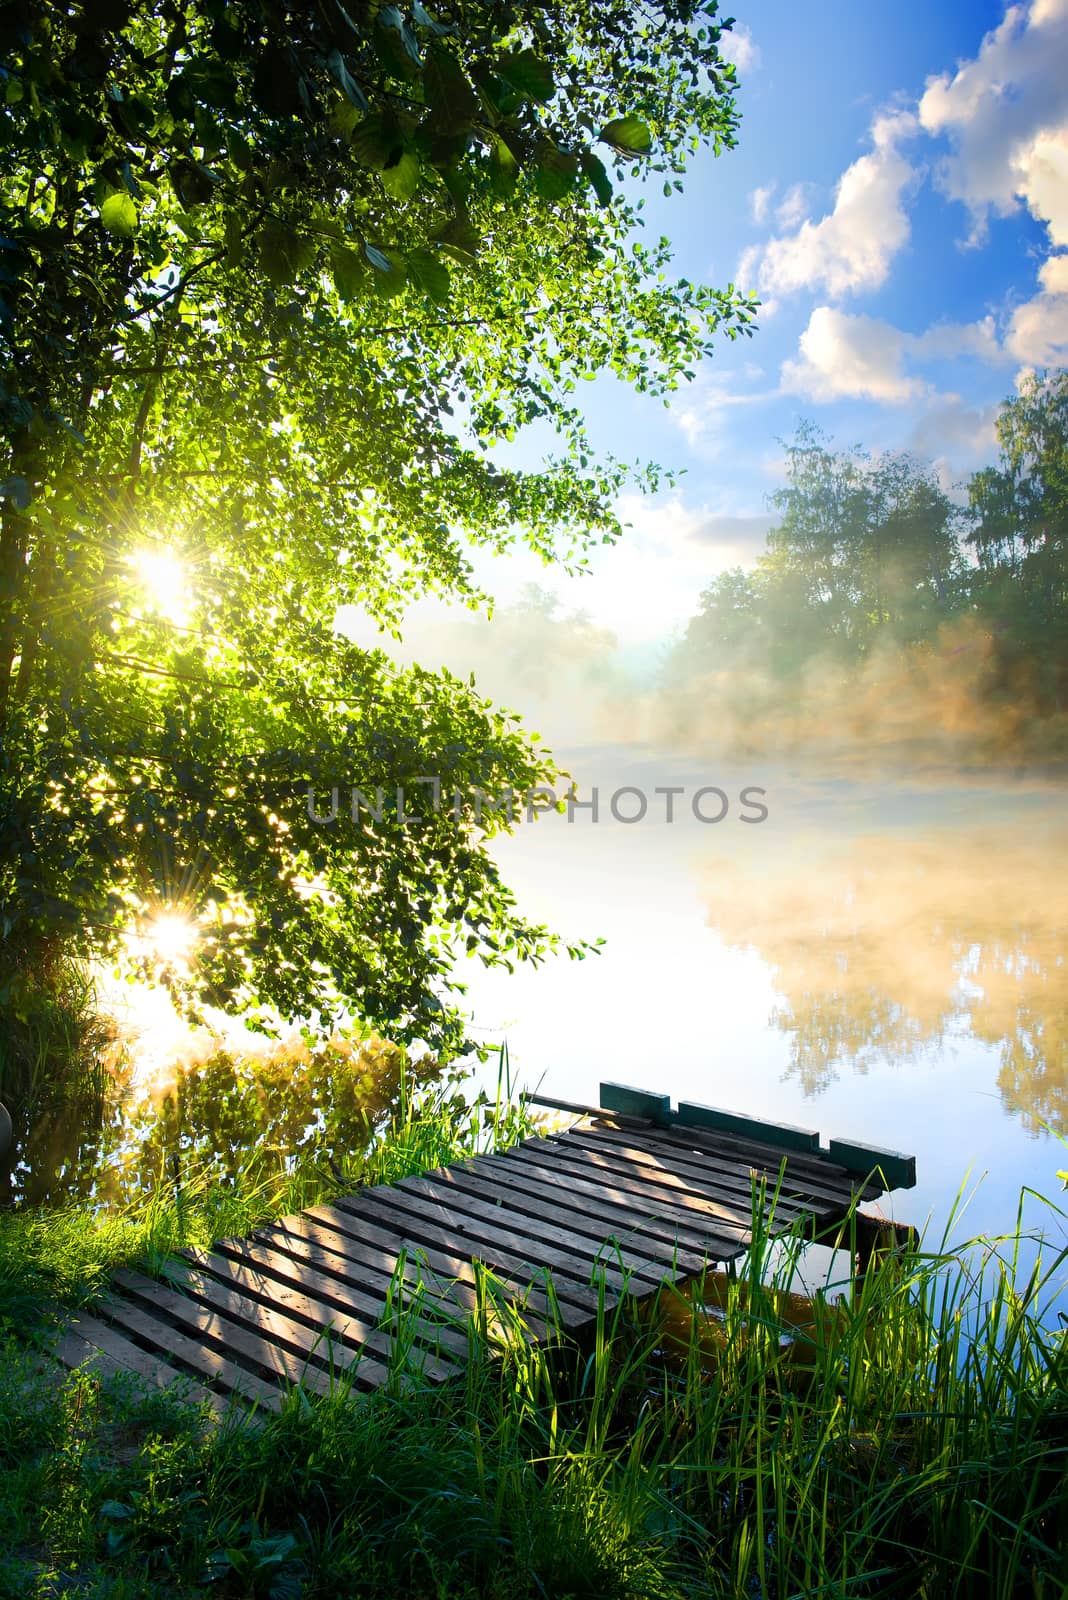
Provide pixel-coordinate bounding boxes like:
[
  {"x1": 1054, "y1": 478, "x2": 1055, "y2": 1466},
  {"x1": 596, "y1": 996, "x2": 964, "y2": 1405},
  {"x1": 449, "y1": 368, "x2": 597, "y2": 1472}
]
[
  {"x1": 7, "y1": 745, "x2": 1066, "y2": 1313},
  {"x1": 458, "y1": 748, "x2": 1068, "y2": 1289}
]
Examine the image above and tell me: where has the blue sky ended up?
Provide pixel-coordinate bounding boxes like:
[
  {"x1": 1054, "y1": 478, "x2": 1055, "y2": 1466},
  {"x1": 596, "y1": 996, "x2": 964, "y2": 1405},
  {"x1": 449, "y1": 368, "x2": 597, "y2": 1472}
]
[{"x1": 349, "y1": 0, "x2": 1068, "y2": 683}]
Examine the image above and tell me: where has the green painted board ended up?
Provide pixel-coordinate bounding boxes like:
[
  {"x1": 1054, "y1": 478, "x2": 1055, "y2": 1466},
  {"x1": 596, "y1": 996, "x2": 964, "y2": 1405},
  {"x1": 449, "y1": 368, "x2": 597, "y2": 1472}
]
[
  {"x1": 599, "y1": 1082, "x2": 672, "y2": 1124},
  {"x1": 676, "y1": 1101, "x2": 820, "y2": 1154},
  {"x1": 827, "y1": 1138, "x2": 916, "y2": 1190}
]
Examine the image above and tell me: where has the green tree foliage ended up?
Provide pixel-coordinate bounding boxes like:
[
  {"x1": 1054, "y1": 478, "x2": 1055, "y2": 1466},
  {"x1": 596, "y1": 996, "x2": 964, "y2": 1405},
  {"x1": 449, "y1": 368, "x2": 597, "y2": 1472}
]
[
  {"x1": 0, "y1": 0, "x2": 756, "y2": 1052},
  {"x1": 679, "y1": 423, "x2": 962, "y2": 681},
  {"x1": 668, "y1": 387, "x2": 1068, "y2": 760},
  {"x1": 966, "y1": 369, "x2": 1068, "y2": 710}
]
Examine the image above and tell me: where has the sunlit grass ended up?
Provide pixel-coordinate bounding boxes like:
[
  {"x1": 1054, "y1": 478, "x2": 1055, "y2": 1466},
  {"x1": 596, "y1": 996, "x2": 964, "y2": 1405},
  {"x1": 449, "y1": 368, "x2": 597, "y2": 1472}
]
[{"x1": 3, "y1": 1066, "x2": 1067, "y2": 1598}]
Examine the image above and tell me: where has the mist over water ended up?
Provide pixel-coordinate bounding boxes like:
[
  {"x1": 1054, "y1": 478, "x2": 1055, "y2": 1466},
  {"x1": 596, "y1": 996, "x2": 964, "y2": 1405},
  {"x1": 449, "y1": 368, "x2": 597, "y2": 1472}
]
[
  {"x1": 454, "y1": 741, "x2": 1068, "y2": 1280},
  {"x1": 349, "y1": 571, "x2": 1068, "y2": 1274}
]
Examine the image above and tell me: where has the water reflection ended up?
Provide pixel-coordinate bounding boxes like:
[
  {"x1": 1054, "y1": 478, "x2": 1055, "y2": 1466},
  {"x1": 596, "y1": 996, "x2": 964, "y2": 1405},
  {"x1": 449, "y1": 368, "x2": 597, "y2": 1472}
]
[
  {"x1": 700, "y1": 820, "x2": 1068, "y2": 1132},
  {"x1": 2, "y1": 1033, "x2": 443, "y2": 1211}
]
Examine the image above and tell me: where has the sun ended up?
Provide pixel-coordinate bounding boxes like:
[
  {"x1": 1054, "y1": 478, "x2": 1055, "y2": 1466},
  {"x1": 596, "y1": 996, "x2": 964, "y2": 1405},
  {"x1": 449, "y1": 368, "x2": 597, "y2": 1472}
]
[
  {"x1": 129, "y1": 546, "x2": 190, "y2": 626},
  {"x1": 141, "y1": 910, "x2": 200, "y2": 968}
]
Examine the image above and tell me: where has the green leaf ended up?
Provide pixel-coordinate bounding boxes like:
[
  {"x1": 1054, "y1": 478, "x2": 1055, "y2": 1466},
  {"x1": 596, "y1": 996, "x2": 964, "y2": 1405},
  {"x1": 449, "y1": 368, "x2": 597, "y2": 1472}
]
[
  {"x1": 408, "y1": 247, "x2": 450, "y2": 304},
  {"x1": 380, "y1": 149, "x2": 420, "y2": 201},
  {"x1": 363, "y1": 242, "x2": 408, "y2": 296},
  {"x1": 363, "y1": 241, "x2": 395, "y2": 275},
  {"x1": 330, "y1": 244, "x2": 365, "y2": 300},
  {"x1": 432, "y1": 215, "x2": 479, "y2": 258},
  {"x1": 413, "y1": 1, "x2": 453, "y2": 36},
  {"x1": 326, "y1": 48, "x2": 369, "y2": 110},
  {"x1": 423, "y1": 45, "x2": 479, "y2": 134},
  {"x1": 580, "y1": 150, "x2": 613, "y2": 206},
  {"x1": 374, "y1": 11, "x2": 420, "y2": 79},
  {"x1": 329, "y1": 99, "x2": 361, "y2": 139},
  {"x1": 533, "y1": 143, "x2": 578, "y2": 202},
  {"x1": 169, "y1": 159, "x2": 215, "y2": 208},
  {"x1": 499, "y1": 48, "x2": 554, "y2": 104},
  {"x1": 99, "y1": 191, "x2": 138, "y2": 236},
  {"x1": 257, "y1": 223, "x2": 315, "y2": 285},
  {"x1": 351, "y1": 114, "x2": 403, "y2": 172},
  {"x1": 489, "y1": 134, "x2": 519, "y2": 196},
  {"x1": 99, "y1": 1501, "x2": 134, "y2": 1520},
  {"x1": 599, "y1": 115, "x2": 653, "y2": 157},
  {"x1": 379, "y1": 5, "x2": 422, "y2": 64}
]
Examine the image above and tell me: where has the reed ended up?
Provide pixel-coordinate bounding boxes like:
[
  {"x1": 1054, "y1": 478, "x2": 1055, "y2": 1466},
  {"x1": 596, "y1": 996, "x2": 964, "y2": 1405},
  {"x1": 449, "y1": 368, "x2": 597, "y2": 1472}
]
[{"x1": 2, "y1": 1074, "x2": 1066, "y2": 1597}]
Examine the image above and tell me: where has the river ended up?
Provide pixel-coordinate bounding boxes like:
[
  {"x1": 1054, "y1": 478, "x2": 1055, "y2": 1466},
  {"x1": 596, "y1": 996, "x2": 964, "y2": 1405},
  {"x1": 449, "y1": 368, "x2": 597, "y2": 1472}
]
[{"x1": 457, "y1": 746, "x2": 1068, "y2": 1298}]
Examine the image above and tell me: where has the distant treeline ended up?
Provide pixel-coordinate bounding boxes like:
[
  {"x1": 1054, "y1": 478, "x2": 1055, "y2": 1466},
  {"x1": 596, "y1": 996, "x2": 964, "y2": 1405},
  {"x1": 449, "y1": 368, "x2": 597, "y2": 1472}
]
[{"x1": 665, "y1": 370, "x2": 1068, "y2": 763}]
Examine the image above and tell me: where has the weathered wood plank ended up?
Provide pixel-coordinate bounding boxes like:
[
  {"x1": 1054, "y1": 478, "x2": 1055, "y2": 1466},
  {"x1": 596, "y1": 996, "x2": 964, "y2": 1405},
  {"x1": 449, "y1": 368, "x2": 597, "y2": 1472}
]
[
  {"x1": 508, "y1": 1136, "x2": 763, "y2": 1230},
  {"x1": 505, "y1": 1139, "x2": 754, "y2": 1235},
  {"x1": 53, "y1": 1314, "x2": 230, "y2": 1416},
  {"x1": 552, "y1": 1129, "x2": 822, "y2": 1226},
  {"x1": 386, "y1": 1170, "x2": 669, "y2": 1295},
  {"x1": 101, "y1": 1295, "x2": 283, "y2": 1412},
  {"x1": 182, "y1": 1243, "x2": 465, "y2": 1374},
  {"x1": 599, "y1": 1082, "x2": 673, "y2": 1124},
  {"x1": 569, "y1": 1126, "x2": 861, "y2": 1216},
  {"x1": 411, "y1": 1163, "x2": 698, "y2": 1284},
  {"x1": 266, "y1": 1204, "x2": 482, "y2": 1316},
  {"x1": 487, "y1": 1146, "x2": 750, "y2": 1254},
  {"x1": 329, "y1": 1191, "x2": 577, "y2": 1327},
  {"x1": 204, "y1": 1235, "x2": 470, "y2": 1363},
  {"x1": 111, "y1": 1267, "x2": 362, "y2": 1397},
  {"x1": 466, "y1": 1150, "x2": 739, "y2": 1265},
  {"x1": 674, "y1": 1099, "x2": 821, "y2": 1154},
  {"x1": 609, "y1": 1120, "x2": 883, "y2": 1201},
  {"x1": 341, "y1": 1183, "x2": 606, "y2": 1323},
  {"x1": 827, "y1": 1138, "x2": 916, "y2": 1190},
  {"x1": 158, "y1": 1254, "x2": 443, "y2": 1385}
]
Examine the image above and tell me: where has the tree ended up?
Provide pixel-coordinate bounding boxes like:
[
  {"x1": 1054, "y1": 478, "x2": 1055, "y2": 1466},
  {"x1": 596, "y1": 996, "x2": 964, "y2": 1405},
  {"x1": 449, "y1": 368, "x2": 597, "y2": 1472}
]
[
  {"x1": 0, "y1": 1, "x2": 756, "y2": 1055},
  {"x1": 967, "y1": 369, "x2": 1068, "y2": 712},
  {"x1": 762, "y1": 424, "x2": 960, "y2": 660},
  {"x1": 674, "y1": 426, "x2": 962, "y2": 691}
]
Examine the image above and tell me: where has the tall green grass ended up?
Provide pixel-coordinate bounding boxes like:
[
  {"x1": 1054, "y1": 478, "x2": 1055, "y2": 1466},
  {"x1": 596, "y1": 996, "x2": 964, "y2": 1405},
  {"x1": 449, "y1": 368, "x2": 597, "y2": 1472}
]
[
  {"x1": 0, "y1": 1046, "x2": 538, "y2": 1331},
  {"x1": 3, "y1": 1053, "x2": 1067, "y2": 1596},
  {"x1": 0, "y1": 952, "x2": 117, "y2": 1140},
  {"x1": 2, "y1": 1178, "x2": 1066, "y2": 1598}
]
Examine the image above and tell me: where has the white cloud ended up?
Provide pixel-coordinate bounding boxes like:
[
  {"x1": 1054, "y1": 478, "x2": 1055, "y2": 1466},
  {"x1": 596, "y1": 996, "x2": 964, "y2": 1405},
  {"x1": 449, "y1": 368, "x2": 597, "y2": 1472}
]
[
  {"x1": 735, "y1": 242, "x2": 762, "y2": 291},
  {"x1": 744, "y1": 109, "x2": 920, "y2": 299},
  {"x1": 781, "y1": 307, "x2": 928, "y2": 403},
  {"x1": 671, "y1": 373, "x2": 778, "y2": 452},
  {"x1": 775, "y1": 183, "x2": 812, "y2": 231},
  {"x1": 719, "y1": 23, "x2": 761, "y2": 75},
  {"x1": 908, "y1": 314, "x2": 1005, "y2": 362},
  {"x1": 780, "y1": 303, "x2": 1015, "y2": 407},
  {"x1": 918, "y1": 0, "x2": 1068, "y2": 248},
  {"x1": 749, "y1": 183, "x2": 775, "y2": 224},
  {"x1": 1006, "y1": 253, "x2": 1068, "y2": 365}
]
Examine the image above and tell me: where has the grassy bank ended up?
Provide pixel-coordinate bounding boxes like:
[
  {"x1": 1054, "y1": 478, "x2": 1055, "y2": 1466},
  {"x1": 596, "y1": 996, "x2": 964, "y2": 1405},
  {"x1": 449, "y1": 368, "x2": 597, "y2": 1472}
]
[
  {"x1": 2, "y1": 1047, "x2": 1067, "y2": 1599},
  {"x1": 2, "y1": 1174, "x2": 1067, "y2": 1597},
  {"x1": 0, "y1": 1063, "x2": 535, "y2": 1335}
]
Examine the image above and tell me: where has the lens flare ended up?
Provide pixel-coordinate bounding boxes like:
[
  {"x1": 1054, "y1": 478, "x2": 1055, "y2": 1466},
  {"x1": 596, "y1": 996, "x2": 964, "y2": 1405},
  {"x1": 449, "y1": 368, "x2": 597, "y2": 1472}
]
[
  {"x1": 142, "y1": 911, "x2": 199, "y2": 967},
  {"x1": 130, "y1": 547, "x2": 190, "y2": 625}
]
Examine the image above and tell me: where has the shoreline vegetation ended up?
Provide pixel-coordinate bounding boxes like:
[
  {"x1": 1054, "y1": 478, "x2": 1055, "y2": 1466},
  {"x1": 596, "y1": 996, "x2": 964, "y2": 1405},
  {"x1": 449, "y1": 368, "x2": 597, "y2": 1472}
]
[{"x1": 2, "y1": 1064, "x2": 1067, "y2": 1599}]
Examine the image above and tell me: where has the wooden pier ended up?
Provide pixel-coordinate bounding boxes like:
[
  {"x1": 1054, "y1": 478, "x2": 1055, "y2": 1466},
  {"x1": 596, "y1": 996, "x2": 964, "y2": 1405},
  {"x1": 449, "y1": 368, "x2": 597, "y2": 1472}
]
[{"x1": 53, "y1": 1084, "x2": 916, "y2": 1416}]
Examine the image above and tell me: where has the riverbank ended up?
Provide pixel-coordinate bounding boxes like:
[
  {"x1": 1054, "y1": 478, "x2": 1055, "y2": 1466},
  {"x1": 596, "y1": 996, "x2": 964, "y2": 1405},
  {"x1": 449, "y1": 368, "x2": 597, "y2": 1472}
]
[{"x1": 2, "y1": 1093, "x2": 1066, "y2": 1599}]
